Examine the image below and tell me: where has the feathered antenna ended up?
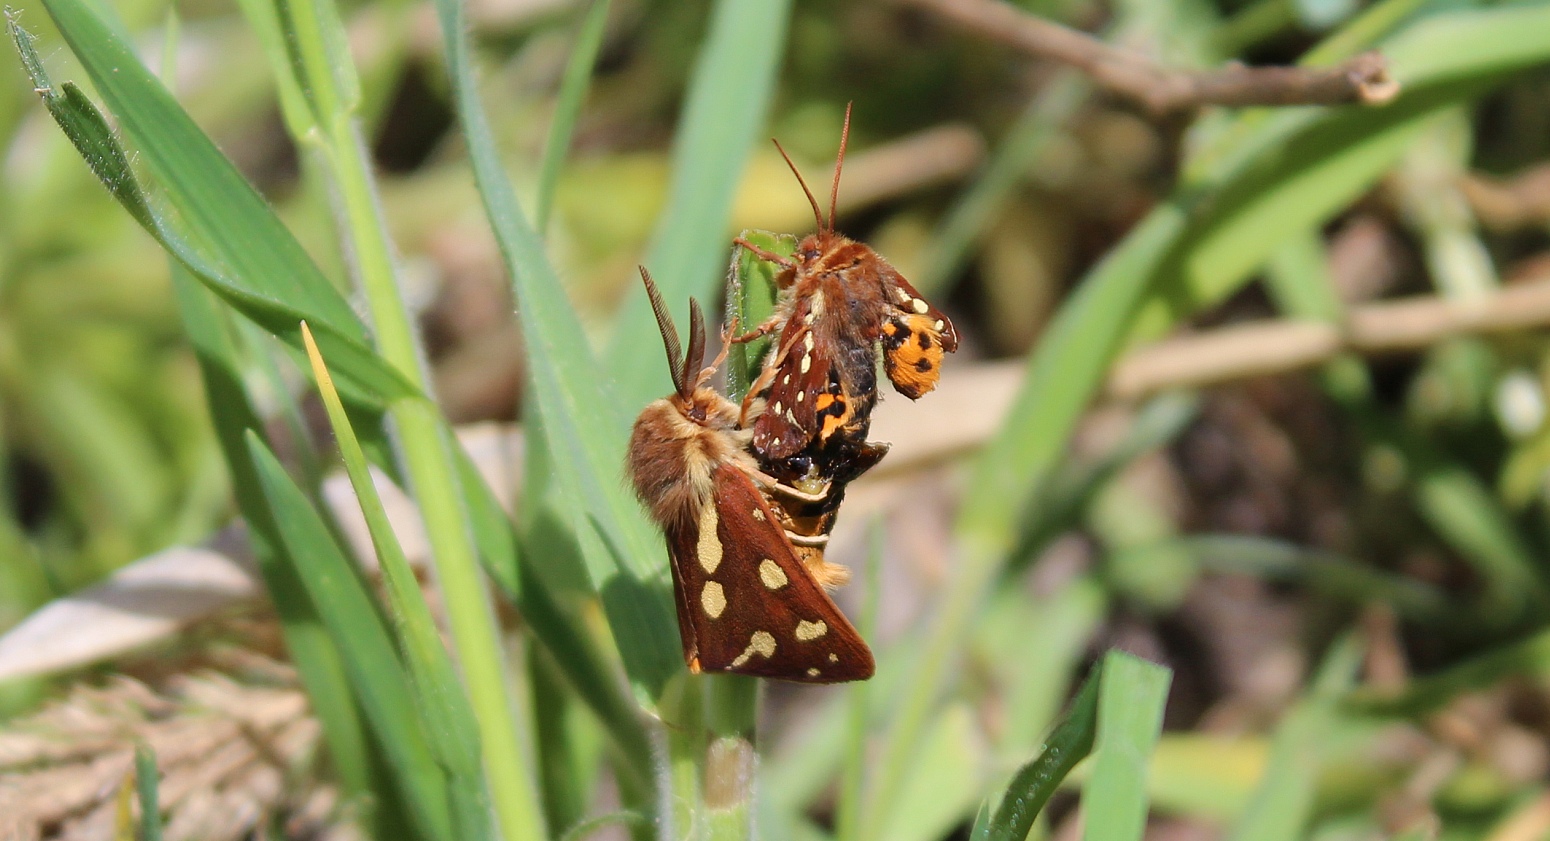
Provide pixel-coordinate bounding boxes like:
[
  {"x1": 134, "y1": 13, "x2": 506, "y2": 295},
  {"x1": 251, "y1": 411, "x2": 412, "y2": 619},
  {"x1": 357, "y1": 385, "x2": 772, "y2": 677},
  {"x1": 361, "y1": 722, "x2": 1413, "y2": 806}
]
[{"x1": 640, "y1": 267, "x2": 690, "y2": 401}]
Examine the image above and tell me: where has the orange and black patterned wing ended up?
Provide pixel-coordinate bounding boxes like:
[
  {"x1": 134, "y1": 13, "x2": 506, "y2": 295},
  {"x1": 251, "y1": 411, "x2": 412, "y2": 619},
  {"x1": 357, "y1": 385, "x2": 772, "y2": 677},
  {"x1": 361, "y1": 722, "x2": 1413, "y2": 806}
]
[
  {"x1": 878, "y1": 268, "x2": 958, "y2": 400},
  {"x1": 750, "y1": 297, "x2": 832, "y2": 459},
  {"x1": 664, "y1": 463, "x2": 873, "y2": 683}
]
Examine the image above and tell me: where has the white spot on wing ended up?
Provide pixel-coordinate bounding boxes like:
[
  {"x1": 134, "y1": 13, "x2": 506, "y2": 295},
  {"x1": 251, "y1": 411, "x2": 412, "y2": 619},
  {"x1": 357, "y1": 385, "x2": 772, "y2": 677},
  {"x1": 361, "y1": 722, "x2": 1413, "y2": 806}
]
[
  {"x1": 697, "y1": 505, "x2": 722, "y2": 574},
  {"x1": 794, "y1": 619, "x2": 827, "y2": 641},
  {"x1": 800, "y1": 354, "x2": 811, "y2": 374},
  {"x1": 730, "y1": 631, "x2": 778, "y2": 667},
  {"x1": 912, "y1": 298, "x2": 929, "y2": 314},
  {"x1": 701, "y1": 582, "x2": 726, "y2": 618},
  {"x1": 759, "y1": 559, "x2": 788, "y2": 590}
]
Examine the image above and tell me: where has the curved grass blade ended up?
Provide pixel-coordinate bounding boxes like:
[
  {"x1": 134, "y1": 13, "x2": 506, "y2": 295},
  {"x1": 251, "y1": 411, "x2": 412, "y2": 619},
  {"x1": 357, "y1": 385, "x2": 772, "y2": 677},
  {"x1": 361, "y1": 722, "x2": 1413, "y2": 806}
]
[
  {"x1": 604, "y1": 0, "x2": 792, "y2": 412},
  {"x1": 301, "y1": 324, "x2": 496, "y2": 841},
  {"x1": 984, "y1": 664, "x2": 1100, "y2": 841},
  {"x1": 6, "y1": 15, "x2": 418, "y2": 410}
]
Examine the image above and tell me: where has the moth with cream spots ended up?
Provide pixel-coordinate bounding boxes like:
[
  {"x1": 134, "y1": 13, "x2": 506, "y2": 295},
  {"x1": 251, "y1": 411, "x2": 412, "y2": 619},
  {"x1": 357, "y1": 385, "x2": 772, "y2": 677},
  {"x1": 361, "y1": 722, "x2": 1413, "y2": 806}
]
[{"x1": 625, "y1": 267, "x2": 874, "y2": 684}]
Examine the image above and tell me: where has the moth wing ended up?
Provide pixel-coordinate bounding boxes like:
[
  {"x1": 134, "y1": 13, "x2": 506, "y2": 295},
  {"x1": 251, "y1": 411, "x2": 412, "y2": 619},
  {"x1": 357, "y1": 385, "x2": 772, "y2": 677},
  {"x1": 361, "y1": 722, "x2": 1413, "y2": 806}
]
[
  {"x1": 751, "y1": 302, "x2": 830, "y2": 459},
  {"x1": 878, "y1": 266, "x2": 957, "y2": 400},
  {"x1": 669, "y1": 462, "x2": 872, "y2": 684}
]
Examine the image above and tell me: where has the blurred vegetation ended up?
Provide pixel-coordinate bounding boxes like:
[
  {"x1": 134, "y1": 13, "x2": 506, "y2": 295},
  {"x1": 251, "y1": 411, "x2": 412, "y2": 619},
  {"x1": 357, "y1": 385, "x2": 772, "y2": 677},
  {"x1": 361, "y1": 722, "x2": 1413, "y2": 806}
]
[{"x1": 5, "y1": 0, "x2": 1550, "y2": 838}]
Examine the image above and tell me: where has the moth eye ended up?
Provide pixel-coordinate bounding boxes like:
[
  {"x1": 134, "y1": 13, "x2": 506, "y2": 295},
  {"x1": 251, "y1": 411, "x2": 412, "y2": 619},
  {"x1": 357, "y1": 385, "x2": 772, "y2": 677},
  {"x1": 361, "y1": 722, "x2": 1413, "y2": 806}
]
[{"x1": 802, "y1": 249, "x2": 821, "y2": 261}]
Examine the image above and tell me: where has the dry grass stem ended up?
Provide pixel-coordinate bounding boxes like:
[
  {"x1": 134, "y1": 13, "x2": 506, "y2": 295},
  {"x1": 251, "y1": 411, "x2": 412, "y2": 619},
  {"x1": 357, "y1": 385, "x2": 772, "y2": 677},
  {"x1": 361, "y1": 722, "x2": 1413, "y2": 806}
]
[{"x1": 898, "y1": 0, "x2": 1397, "y2": 115}]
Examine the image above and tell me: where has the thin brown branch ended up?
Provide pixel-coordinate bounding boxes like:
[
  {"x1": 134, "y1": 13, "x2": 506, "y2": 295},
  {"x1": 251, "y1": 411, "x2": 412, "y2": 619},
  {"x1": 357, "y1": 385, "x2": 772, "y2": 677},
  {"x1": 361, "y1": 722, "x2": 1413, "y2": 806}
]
[
  {"x1": 1108, "y1": 279, "x2": 1550, "y2": 399},
  {"x1": 1459, "y1": 166, "x2": 1550, "y2": 232},
  {"x1": 898, "y1": 0, "x2": 1398, "y2": 116}
]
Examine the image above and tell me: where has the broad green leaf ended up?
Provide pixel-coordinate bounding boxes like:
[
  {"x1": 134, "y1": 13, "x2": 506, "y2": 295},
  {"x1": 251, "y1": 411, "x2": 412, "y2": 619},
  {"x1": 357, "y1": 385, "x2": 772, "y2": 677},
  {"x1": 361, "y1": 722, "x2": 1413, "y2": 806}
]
[{"x1": 1081, "y1": 652, "x2": 1172, "y2": 841}]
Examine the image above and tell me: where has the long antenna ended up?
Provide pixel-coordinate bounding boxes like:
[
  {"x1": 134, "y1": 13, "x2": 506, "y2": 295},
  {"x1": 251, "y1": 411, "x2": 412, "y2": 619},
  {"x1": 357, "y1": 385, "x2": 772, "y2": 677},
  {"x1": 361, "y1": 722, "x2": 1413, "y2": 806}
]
[
  {"x1": 685, "y1": 298, "x2": 707, "y2": 390},
  {"x1": 829, "y1": 102, "x2": 852, "y2": 232},
  {"x1": 772, "y1": 138, "x2": 825, "y2": 234},
  {"x1": 639, "y1": 267, "x2": 689, "y2": 401}
]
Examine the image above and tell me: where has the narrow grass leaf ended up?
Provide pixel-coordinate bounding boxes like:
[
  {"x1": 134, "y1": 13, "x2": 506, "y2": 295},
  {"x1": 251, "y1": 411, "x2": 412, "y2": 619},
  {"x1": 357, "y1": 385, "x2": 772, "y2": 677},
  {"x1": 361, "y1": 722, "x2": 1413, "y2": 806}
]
[
  {"x1": 429, "y1": 0, "x2": 681, "y2": 699},
  {"x1": 165, "y1": 264, "x2": 390, "y2": 823},
  {"x1": 300, "y1": 325, "x2": 495, "y2": 841},
  {"x1": 1227, "y1": 633, "x2": 1363, "y2": 841},
  {"x1": 1081, "y1": 651, "x2": 1171, "y2": 841},
  {"x1": 1178, "y1": 535, "x2": 1448, "y2": 621},
  {"x1": 134, "y1": 743, "x2": 162, "y2": 841},
  {"x1": 1348, "y1": 627, "x2": 1550, "y2": 718},
  {"x1": 245, "y1": 431, "x2": 453, "y2": 841},
  {"x1": 536, "y1": 0, "x2": 612, "y2": 233},
  {"x1": 605, "y1": 0, "x2": 792, "y2": 411},
  {"x1": 985, "y1": 664, "x2": 1100, "y2": 841}
]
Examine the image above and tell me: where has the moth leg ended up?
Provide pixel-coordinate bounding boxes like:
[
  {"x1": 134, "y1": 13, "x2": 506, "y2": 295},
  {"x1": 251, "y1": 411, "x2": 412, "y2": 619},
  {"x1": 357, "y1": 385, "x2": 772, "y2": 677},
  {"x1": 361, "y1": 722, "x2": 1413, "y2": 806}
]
[
  {"x1": 733, "y1": 237, "x2": 796, "y2": 269},
  {"x1": 728, "y1": 314, "x2": 782, "y2": 345},
  {"x1": 785, "y1": 531, "x2": 829, "y2": 547},
  {"x1": 739, "y1": 364, "x2": 779, "y2": 426},
  {"x1": 750, "y1": 469, "x2": 828, "y2": 503}
]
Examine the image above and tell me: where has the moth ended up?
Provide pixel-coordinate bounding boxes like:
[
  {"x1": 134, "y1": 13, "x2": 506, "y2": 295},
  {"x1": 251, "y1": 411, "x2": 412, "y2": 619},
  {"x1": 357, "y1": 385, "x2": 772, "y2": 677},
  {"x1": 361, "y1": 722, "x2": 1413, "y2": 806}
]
[
  {"x1": 734, "y1": 104, "x2": 959, "y2": 461},
  {"x1": 626, "y1": 267, "x2": 874, "y2": 683}
]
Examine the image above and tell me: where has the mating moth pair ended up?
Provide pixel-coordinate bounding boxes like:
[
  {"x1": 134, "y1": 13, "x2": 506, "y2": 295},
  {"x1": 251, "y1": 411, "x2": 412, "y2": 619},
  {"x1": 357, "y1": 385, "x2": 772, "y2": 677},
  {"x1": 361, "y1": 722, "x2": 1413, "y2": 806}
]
[{"x1": 627, "y1": 107, "x2": 957, "y2": 684}]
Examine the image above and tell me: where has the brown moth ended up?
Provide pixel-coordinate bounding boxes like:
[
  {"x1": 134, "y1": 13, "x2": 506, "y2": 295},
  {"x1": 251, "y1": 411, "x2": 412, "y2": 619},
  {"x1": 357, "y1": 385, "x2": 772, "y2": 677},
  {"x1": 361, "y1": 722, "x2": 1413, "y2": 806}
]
[
  {"x1": 733, "y1": 104, "x2": 959, "y2": 461},
  {"x1": 626, "y1": 267, "x2": 874, "y2": 683}
]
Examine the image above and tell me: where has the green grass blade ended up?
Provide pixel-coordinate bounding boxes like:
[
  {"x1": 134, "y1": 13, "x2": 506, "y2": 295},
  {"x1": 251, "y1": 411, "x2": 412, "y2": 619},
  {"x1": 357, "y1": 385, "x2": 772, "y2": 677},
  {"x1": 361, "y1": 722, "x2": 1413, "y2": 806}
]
[
  {"x1": 985, "y1": 663, "x2": 1101, "y2": 841},
  {"x1": 134, "y1": 743, "x2": 163, "y2": 841},
  {"x1": 165, "y1": 264, "x2": 381, "y2": 818},
  {"x1": 301, "y1": 325, "x2": 496, "y2": 841},
  {"x1": 429, "y1": 0, "x2": 681, "y2": 700},
  {"x1": 245, "y1": 431, "x2": 454, "y2": 841},
  {"x1": 35, "y1": 0, "x2": 360, "y2": 336},
  {"x1": 5, "y1": 17, "x2": 417, "y2": 409},
  {"x1": 1348, "y1": 627, "x2": 1550, "y2": 718},
  {"x1": 604, "y1": 0, "x2": 791, "y2": 412},
  {"x1": 536, "y1": 0, "x2": 612, "y2": 234},
  {"x1": 1081, "y1": 652, "x2": 1172, "y2": 841},
  {"x1": 1226, "y1": 633, "x2": 1363, "y2": 841}
]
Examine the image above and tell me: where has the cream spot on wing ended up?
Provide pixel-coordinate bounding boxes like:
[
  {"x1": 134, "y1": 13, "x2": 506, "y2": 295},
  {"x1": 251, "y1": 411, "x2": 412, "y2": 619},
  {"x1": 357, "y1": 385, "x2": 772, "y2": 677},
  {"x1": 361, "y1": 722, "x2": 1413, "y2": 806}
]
[
  {"x1": 800, "y1": 354, "x2": 811, "y2": 374},
  {"x1": 807, "y1": 668, "x2": 820, "y2": 677},
  {"x1": 804, "y1": 333, "x2": 815, "y2": 351},
  {"x1": 782, "y1": 374, "x2": 790, "y2": 385},
  {"x1": 897, "y1": 288, "x2": 912, "y2": 303},
  {"x1": 912, "y1": 298, "x2": 929, "y2": 314},
  {"x1": 751, "y1": 508, "x2": 766, "y2": 521},
  {"x1": 794, "y1": 619, "x2": 827, "y2": 641},
  {"x1": 796, "y1": 391, "x2": 804, "y2": 403},
  {"x1": 759, "y1": 559, "x2": 788, "y2": 590},
  {"x1": 786, "y1": 410, "x2": 797, "y2": 423},
  {"x1": 774, "y1": 401, "x2": 783, "y2": 415},
  {"x1": 828, "y1": 653, "x2": 839, "y2": 663},
  {"x1": 803, "y1": 311, "x2": 815, "y2": 325},
  {"x1": 934, "y1": 319, "x2": 945, "y2": 331},
  {"x1": 810, "y1": 291, "x2": 825, "y2": 316},
  {"x1": 701, "y1": 582, "x2": 726, "y2": 618},
  {"x1": 697, "y1": 505, "x2": 722, "y2": 574},
  {"x1": 730, "y1": 631, "x2": 778, "y2": 667}
]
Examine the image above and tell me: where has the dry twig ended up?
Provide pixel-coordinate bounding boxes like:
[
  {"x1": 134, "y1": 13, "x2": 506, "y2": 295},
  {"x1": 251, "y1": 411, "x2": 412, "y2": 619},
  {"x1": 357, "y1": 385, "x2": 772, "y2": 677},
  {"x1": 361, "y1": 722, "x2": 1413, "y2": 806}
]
[
  {"x1": 897, "y1": 0, "x2": 1398, "y2": 115},
  {"x1": 1108, "y1": 278, "x2": 1550, "y2": 399}
]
